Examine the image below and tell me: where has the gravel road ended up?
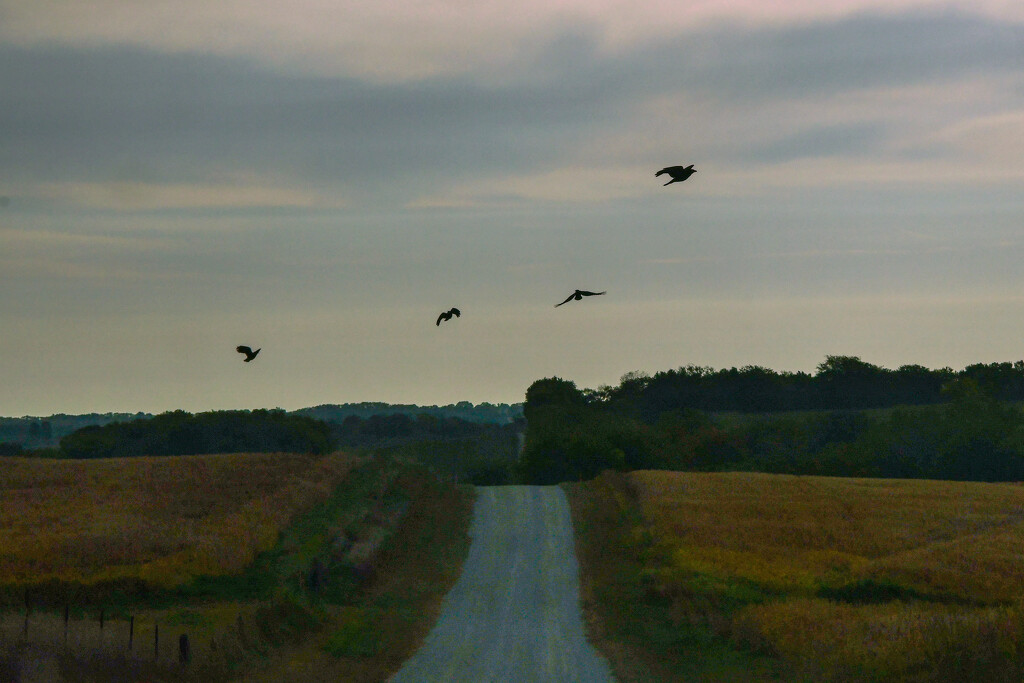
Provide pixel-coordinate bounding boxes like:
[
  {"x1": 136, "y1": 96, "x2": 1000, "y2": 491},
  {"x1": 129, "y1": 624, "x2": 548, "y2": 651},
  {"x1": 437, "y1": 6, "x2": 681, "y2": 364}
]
[{"x1": 389, "y1": 485, "x2": 616, "y2": 683}]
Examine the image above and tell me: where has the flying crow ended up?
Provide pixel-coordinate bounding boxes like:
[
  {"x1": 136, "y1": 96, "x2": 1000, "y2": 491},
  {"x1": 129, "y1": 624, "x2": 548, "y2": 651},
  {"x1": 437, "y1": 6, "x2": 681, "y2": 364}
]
[
  {"x1": 436, "y1": 308, "x2": 461, "y2": 326},
  {"x1": 656, "y1": 164, "x2": 697, "y2": 186},
  {"x1": 236, "y1": 345, "x2": 261, "y2": 362},
  {"x1": 555, "y1": 290, "x2": 606, "y2": 307}
]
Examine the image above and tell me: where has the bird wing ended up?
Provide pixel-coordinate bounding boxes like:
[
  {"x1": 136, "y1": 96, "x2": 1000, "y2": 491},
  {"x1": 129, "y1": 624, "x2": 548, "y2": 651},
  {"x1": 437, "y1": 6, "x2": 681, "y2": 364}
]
[
  {"x1": 451, "y1": 308, "x2": 461, "y2": 317},
  {"x1": 436, "y1": 313, "x2": 445, "y2": 326},
  {"x1": 555, "y1": 293, "x2": 576, "y2": 307},
  {"x1": 579, "y1": 290, "x2": 606, "y2": 297},
  {"x1": 657, "y1": 166, "x2": 684, "y2": 177},
  {"x1": 236, "y1": 346, "x2": 252, "y2": 355}
]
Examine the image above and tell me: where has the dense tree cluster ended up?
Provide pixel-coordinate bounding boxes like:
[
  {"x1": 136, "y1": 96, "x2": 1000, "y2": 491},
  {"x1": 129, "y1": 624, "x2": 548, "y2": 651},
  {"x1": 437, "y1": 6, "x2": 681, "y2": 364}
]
[
  {"x1": 0, "y1": 402, "x2": 521, "y2": 453},
  {"x1": 0, "y1": 413, "x2": 147, "y2": 449},
  {"x1": 326, "y1": 412, "x2": 521, "y2": 447},
  {"x1": 520, "y1": 360, "x2": 1024, "y2": 485},
  {"x1": 58, "y1": 409, "x2": 335, "y2": 458},
  {"x1": 520, "y1": 378, "x2": 658, "y2": 484},
  {"x1": 596, "y1": 356, "x2": 1024, "y2": 418},
  {"x1": 326, "y1": 413, "x2": 525, "y2": 485},
  {"x1": 295, "y1": 401, "x2": 522, "y2": 425},
  {"x1": 0, "y1": 442, "x2": 22, "y2": 457}
]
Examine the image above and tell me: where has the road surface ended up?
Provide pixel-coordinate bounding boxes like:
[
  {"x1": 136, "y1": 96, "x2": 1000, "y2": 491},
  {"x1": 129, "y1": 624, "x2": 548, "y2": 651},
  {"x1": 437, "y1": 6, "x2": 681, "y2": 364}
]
[{"x1": 390, "y1": 485, "x2": 616, "y2": 683}]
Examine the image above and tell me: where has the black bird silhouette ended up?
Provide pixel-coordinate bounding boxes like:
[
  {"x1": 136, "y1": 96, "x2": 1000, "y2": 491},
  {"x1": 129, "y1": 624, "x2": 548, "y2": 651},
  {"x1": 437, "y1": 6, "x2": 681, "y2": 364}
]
[
  {"x1": 436, "y1": 307, "x2": 461, "y2": 326},
  {"x1": 656, "y1": 164, "x2": 697, "y2": 186},
  {"x1": 236, "y1": 345, "x2": 261, "y2": 362},
  {"x1": 555, "y1": 290, "x2": 606, "y2": 307}
]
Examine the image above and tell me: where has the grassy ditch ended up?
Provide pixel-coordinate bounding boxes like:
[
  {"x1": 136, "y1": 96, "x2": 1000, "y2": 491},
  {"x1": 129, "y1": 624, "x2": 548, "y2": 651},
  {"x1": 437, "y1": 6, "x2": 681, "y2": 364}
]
[
  {"x1": 564, "y1": 472, "x2": 779, "y2": 683},
  {"x1": 0, "y1": 454, "x2": 475, "y2": 682},
  {"x1": 244, "y1": 458, "x2": 475, "y2": 683}
]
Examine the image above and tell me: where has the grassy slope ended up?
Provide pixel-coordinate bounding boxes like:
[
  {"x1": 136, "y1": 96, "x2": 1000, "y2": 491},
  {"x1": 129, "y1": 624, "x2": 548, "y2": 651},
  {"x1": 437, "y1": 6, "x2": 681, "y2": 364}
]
[
  {"x1": 567, "y1": 470, "x2": 1024, "y2": 682},
  {"x1": 564, "y1": 472, "x2": 780, "y2": 682},
  {"x1": 0, "y1": 455, "x2": 475, "y2": 682},
  {"x1": 0, "y1": 451, "x2": 360, "y2": 596},
  {"x1": 242, "y1": 463, "x2": 475, "y2": 683}
]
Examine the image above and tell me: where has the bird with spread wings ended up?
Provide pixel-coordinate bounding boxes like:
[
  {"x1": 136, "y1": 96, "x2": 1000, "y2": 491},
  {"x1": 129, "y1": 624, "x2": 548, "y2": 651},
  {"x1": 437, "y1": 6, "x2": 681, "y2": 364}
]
[
  {"x1": 436, "y1": 308, "x2": 461, "y2": 326},
  {"x1": 655, "y1": 164, "x2": 697, "y2": 186},
  {"x1": 555, "y1": 290, "x2": 606, "y2": 307}
]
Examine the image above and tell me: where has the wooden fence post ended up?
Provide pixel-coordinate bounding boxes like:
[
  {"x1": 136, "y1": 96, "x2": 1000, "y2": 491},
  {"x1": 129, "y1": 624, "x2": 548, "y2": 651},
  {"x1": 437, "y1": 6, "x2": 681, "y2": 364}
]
[
  {"x1": 22, "y1": 590, "x2": 30, "y2": 639},
  {"x1": 154, "y1": 622, "x2": 159, "y2": 661},
  {"x1": 308, "y1": 557, "x2": 327, "y2": 593},
  {"x1": 179, "y1": 634, "x2": 190, "y2": 665}
]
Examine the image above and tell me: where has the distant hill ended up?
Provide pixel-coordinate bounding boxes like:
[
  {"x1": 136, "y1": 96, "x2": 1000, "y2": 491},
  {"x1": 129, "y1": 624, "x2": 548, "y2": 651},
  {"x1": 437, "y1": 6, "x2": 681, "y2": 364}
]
[
  {"x1": 57, "y1": 409, "x2": 334, "y2": 459},
  {"x1": 0, "y1": 402, "x2": 523, "y2": 451},
  {"x1": 0, "y1": 413, "x2": 151, "y2": 449},
  {"x1": 293, "y1": 402, "x2": 523, "y2": 425}
]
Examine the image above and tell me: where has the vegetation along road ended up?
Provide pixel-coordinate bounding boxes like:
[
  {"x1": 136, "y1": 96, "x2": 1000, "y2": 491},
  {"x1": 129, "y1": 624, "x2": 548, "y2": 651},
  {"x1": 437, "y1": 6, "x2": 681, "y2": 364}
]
[{"x1": 390, "y1": 486, "x2": 615, "y2": 682}]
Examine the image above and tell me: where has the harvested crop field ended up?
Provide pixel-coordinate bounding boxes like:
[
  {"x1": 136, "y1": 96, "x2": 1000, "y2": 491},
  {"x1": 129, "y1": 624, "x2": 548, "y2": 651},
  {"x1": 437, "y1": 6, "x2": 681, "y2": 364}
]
[
  {"x1": 615, "y1": 470, "x2": 1024, "y2": 681},
  {"x1": 0, "y1": 452, "x2": 360, "y2": 590},
  {"x1": 631, "y1": 470, "x2": 1024, "y2": 602}
]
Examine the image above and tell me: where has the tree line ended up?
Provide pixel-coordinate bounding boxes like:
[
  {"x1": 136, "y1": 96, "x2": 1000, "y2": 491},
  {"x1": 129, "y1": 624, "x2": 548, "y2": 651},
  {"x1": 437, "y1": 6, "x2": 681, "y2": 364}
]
[
  {"x1": 325, "y1": 413, "x2": 525, "y2": 485},
  {"x1": 325, "y1": 412, "x2": 521, "y2": 447},
  {"x1": 294, "y1": 401, "x2": 522, "y2": 425},
  {"x1": 0, "y1": 413, "x2": 149, "y2": 449},
  {"x1": 520, "y1": 359, "x2": 1024, "y2": 485},
  {"x1": 594, "y1": 356, "x2": 1024, "y2": 418},
  {"x1": 0, "y1": 402, "x2": 522, "y2": 453},
  {"x1": 3, "y1": 409, "x2": 525, "y2": 487},
  {"x1": 55, "y1": 410, "x2": 335, "y2": 459}
]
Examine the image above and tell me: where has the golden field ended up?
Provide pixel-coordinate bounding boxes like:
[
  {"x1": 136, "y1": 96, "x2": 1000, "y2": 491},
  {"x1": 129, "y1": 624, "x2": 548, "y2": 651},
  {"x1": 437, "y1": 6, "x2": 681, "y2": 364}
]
[
  {"x1": 0, "y1": 451, "x2": 360, "y2": 588},
  {"x1": 627, "y1": 470, "x2": 1024, "y2": 681}
]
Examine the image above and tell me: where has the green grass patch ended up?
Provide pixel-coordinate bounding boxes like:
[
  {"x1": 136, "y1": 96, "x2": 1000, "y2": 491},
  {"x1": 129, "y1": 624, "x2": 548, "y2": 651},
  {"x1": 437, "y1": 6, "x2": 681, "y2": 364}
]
[
  {"x1": 251, "y1": 461, "x2": 476, "y2": 683},
  {"x1": 816, "y1": 578, "x2": 975, "y2": 606},
  {"x1": 322, "y1": 608, "x2": 382, "y2": 658},
  {"x1": 253, "y1": 592, "x2": 323, "y2": 646},
  {"x1": 564, "y1": 472, "x2": 782, "y2": 682}
]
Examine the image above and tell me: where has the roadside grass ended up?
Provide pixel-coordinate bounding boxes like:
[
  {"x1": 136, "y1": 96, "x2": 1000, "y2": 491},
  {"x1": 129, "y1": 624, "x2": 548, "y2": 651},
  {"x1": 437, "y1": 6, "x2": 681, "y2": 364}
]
[
  {"x1": 563, "y1": 472, "x2": 781, "y2": 682},
  {"x1": 0, "y1": 453, "x2": 475, "y2": 682},
  {"x1": 569, "y1": 469, "x2": 1024, "y2": 682},
  {"x1": 243, "y1": 463, "x2": 476, "y2": 683}
]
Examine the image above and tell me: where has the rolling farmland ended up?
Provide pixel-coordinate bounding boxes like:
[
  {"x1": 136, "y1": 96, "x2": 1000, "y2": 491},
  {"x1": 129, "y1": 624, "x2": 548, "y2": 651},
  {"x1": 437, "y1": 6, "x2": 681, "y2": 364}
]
[
  {"x1": 569, "y1": 470, "x2": 1024, "y2": 682},
  {"x1": 0, "y1": 452, "x2": 361, "y2": 591}
]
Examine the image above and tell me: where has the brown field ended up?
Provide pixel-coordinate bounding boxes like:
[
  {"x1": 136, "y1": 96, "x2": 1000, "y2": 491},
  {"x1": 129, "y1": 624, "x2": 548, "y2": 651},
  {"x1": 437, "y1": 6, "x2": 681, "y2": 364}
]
[
  {"x1": 0, "y1": 454, "x2": 475, "y2": 682},
  {"x1": 0, "y1": 451, "x2": 361, "y2": 589},
  {"x1": 632, "y1": 471, "x2": 1024, "y2": 602},
  {"x1": 568, "y1": 470, "x2": 1024, "y2": 682}
]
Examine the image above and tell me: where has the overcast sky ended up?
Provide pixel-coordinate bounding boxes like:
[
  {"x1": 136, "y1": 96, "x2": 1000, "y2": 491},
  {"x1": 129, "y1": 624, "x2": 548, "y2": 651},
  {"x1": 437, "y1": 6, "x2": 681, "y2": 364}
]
[{"x1": 2, "y1": 0, "x2": 1023, "y2": 416}]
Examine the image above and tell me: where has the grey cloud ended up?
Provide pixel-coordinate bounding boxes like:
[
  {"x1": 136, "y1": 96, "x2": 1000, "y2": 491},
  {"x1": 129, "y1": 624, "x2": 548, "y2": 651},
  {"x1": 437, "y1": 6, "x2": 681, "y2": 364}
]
[
  {"x1": 0, "y1": 44, "x2": 625, "y2": 200},
  {"x1": 0, "y1": 10, "x2": 1021, "y2": 202},
  {"x1": 746, "y1": 123, "x2": 885, "y2": 163},
  {"x1": 638, "y1": 11, "x2": 1024, "y2": 101}
]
